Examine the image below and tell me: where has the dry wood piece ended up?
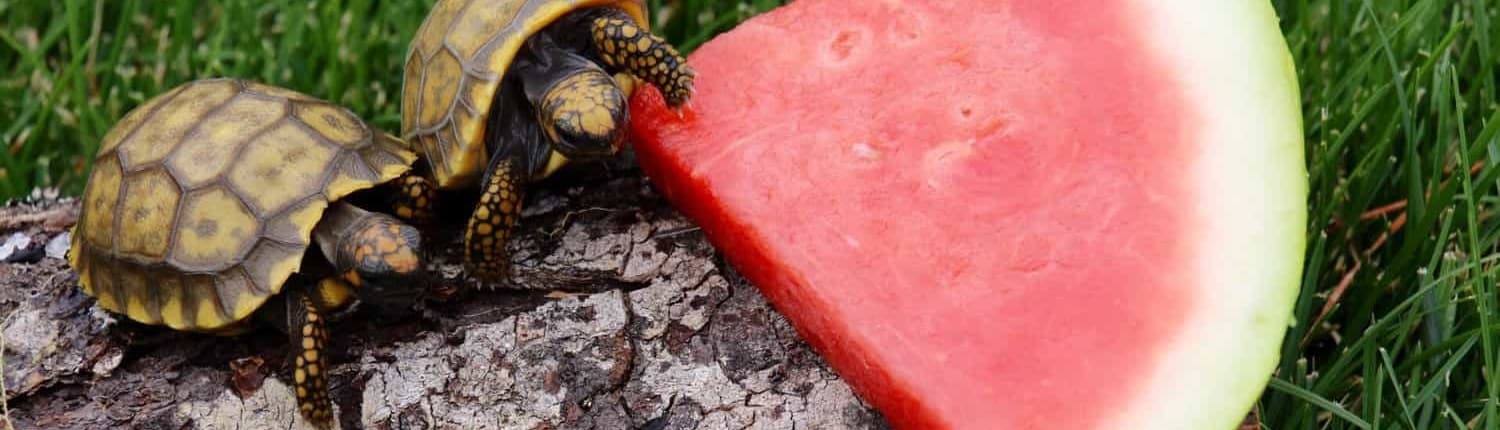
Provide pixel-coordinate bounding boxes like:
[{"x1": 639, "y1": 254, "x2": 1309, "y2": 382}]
[{"x1": 2, "y1": 175, "x2": 886, "y2": 429}]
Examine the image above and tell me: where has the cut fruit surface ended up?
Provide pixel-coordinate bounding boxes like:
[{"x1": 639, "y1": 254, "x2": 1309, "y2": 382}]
[{"x1": 629, "y1": 0, "x2": 1305, "y2": 428}]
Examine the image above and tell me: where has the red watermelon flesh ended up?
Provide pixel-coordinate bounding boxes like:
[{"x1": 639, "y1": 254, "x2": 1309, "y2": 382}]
[{"x1": 630, "y1": 0, "x2": 1305, "y2": 428}]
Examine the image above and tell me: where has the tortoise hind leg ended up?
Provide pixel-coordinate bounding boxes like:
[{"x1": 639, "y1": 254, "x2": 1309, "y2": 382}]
[
  {"x1": 289, "y1": 291, "x2": 333, "y2": 426},
  {"x1": 587, "y1": 8, "x2": 695, "y2": 107},
  {"x1": 463, "y1": 154, "x2": 526, "y2": 284}
]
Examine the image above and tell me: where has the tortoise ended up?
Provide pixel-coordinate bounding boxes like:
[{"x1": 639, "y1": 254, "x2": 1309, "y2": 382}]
[
  {"x1": 401, "y1": 0, "x2": 695, "y2": 283},
  {"x1": 68, "y1": 78, "x2": 433, "y2": 427}
]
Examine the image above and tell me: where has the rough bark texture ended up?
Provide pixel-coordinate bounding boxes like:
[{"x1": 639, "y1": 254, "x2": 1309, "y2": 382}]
[{"x1": 1, "y1": 166, "x2": 887, "y2": 429}]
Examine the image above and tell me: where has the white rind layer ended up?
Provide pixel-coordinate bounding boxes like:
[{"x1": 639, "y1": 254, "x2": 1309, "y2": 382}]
[{"x1": 1106, "y1": 1, "x2": 1305, "y2": 429}]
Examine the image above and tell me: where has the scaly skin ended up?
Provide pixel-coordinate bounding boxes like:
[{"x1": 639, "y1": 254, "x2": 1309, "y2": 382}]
[
  {"x1": 338, "y1": 216, "x2": 423, "y2": 288},
  {"x1": 537, "y1": 68, "x2": 628, "y2": 157},
  {"x1": 388, "y1": 173, "x2": 437, "y2": 226},
  {"x1": 591, "y1": 9, "x2": 695, "y2": 107},
  {"x1": 291, "y1": 293, "x2": 333, "y2": 427},
  {"x1": 464, "y1": 157, "x2": 525, "y2": 281}
]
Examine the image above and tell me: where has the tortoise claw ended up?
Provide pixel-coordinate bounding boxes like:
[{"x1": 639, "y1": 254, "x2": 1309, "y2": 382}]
[{"x1": 590, "y1": 11, "x2": 696, "y2": 107}]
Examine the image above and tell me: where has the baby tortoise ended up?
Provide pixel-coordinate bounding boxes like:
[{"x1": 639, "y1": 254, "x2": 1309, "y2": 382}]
[
  {"x1": 402, "y1": 0, "x2": 695, "y2": 283},
  {"x1": 68, "y1": 78, "x2": 432, "y2": 428}
]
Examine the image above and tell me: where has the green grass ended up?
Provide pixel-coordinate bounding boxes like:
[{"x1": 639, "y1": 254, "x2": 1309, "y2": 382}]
[
  {"x1": 1261, "y1": 0, "x2": 1500, "y2": 429},
  {"x1": 0, "y1": 0, "x2": 781, "y2": 199},
  {"x1": 3, "y1": 0, "x2": 1500, "y2": 428}
]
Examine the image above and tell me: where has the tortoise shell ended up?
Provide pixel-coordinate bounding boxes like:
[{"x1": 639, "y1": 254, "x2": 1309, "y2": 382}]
[
  {"x1": 401, "y1": 0, "x2": 648, "y2": 189},
  {"x1": 69, "y1": 78, "x2": 416, "y2": 332}
]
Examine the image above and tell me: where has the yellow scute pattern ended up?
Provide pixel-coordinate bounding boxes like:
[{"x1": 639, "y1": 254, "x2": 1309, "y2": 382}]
[
  {"x1": 245, "y1": 81, "x2": 316, "y2": 101},
  {"x1": 156, "y1": 275, "x2": 188, "y2": 330},
  {"x1": 230, "y1": 123, "x2": 337, "y2": 215},
  {"x1": 369, "y1": 136, "x2": 420, "y2": 179},
  {"x1": 418, "y1": 49, "x2": 463, "y2": 129},
  {"x1": 117, "y1": 264, "x2": 157, "y2": 324},
  {"x1": 284, "y1": 198, "x2": 330, "y2": 242},
  {"x1": 80, "y1": 158, "x2": 122, "y2": 251},
  {"x1": 295, "y1": 102, "x2": 370, "y2": 146},
  {"x1": 243, "y1": 241, "x2": 307, "y2": 301},
  {"x1": 86, "y1": 261, "x2": 122, "y2": 312},
  {"x1": 97, "y1": 85, "x2": 174, "y2": 156},
  {"x1": 118, "y1": 81, "x2": 237, "y2": 170},
  {"x1": 449, "y1": 0, "x2": 523, "y2": 58},
  {"x1": 402, "y1": 55, "x2": 425, "y2": 133},
  {"x1": 412, "y1": 0, "x2": 467, "y2": 57},
  {"x1": 192, "y1": 277, "x2": 228, "y2": 327},
  {"x1": 215, "y1": 269, "x2": 259, "y2": 324},
  {"x1": 171, "y1": 186, "x2": 259, "y2": 270},
  {"x1": 169, "y1": 95, "x2": 285, "y2": 188},
  {"x1": 115, "y1": 168, "x2": 180, "y2": 259}
]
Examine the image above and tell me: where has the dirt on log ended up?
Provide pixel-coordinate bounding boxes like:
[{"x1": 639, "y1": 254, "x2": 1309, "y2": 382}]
[{"x1": 0, "y1": 165, "x2": 887, "y2": 429}]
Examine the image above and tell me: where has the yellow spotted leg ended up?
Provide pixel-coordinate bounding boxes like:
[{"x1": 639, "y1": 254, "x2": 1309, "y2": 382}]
[
  {"x1": 289, "y1": 291, "x2": 333, "y2": 427},
  {"x1": 463, "y1": 156, "x2": 525, "y2": 283},
  {"x1": 387, "y1": 173, "x2": 437, "y2": 226},
  {"x1": 590, "y1": 9, "x2": 695, "y2": 107}
]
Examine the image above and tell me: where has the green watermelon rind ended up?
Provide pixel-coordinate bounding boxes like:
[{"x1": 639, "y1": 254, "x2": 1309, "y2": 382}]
[{"x1": 1109, "y1": 1, "x2": 1305, "y2": 428}]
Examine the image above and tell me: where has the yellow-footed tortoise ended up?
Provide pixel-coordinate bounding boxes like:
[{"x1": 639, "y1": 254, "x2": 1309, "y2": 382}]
[
  {"x1": 68, "y1": 78, "x2": 432, "y2": 427},
  {"x1": 401, "y1": 0, "x2": 695, "y2": 282}
]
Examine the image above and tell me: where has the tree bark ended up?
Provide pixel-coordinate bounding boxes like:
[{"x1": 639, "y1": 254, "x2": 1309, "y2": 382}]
[{"x1": 1, "y1": 167, "x2": 887, "y2": 429}]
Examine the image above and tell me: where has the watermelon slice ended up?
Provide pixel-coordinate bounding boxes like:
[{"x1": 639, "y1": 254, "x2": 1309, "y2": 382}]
[{"x1": 629, "y1": 0, "x2": 1305, "y2": 428}]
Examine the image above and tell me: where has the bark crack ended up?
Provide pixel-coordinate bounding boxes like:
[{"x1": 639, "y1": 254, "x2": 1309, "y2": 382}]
[{"x1": 4, "y1": 178, "x2": 886, "y2": 429}]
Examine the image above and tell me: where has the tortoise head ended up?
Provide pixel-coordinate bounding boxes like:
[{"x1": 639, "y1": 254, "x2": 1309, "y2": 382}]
[
  {"x1": 340, "y1": 215, "x2": 427, "y2": 317},
  {"x1": 536, "y1": 68, "x2": 629, "y2": 159}
]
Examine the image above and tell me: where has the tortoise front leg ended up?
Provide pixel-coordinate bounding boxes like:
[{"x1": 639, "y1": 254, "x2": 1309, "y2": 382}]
[
  {"x1": 589, "y1": 8, "x2": 695, "y2": 107},
  {"x1": 387, "y1": 173, "x2": 437, "y2": 226},
  {"x1": 463, "y1": 154, "x2": 526, "y2": 283}
]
